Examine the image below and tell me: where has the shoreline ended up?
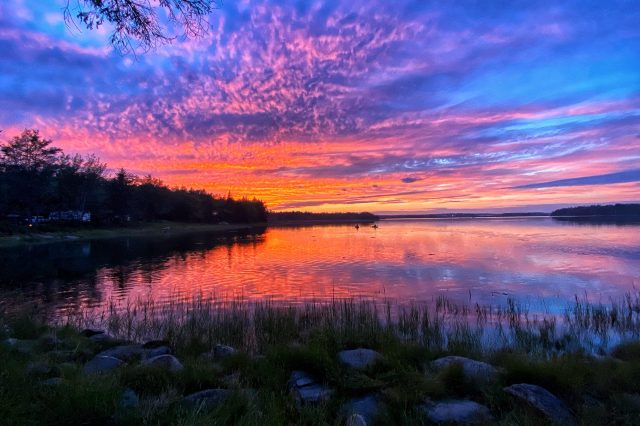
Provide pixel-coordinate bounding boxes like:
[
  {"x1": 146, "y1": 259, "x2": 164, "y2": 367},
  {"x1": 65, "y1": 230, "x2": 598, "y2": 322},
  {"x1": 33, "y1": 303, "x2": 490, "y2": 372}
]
[{"x1": 0, "y1": 222, "x2": 267, "y2": 248}]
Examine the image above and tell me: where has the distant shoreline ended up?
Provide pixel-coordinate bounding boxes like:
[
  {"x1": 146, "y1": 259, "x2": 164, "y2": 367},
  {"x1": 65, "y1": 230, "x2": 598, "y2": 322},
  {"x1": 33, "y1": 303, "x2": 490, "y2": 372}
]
[{"x1": 0, "y1": 222, "x2": 266, "y2": 248}]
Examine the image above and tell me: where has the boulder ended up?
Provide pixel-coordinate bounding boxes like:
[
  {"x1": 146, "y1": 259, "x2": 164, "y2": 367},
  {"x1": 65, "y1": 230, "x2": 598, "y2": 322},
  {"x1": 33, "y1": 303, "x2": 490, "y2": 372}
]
[
  {"x1": 341, "y1": 394, "x2": 383, "y2": 424},
  {"x1": 422, "y1": 400, "x2": 493, "y2": 425},
  {"x1": 288, "y1": 371, "x2": 333, "y2": 406},
  {"x1": 431, "y1": 356, "x2": 499, "y2": 383},
  {"x1": 338, "y1": 348, "x2": 383, "y2": 370},
  {"x1": 83, "y1": 355, "x2": 124, "y2": 375},
  {"x1": 144, "y1": 346, "x2": 171, "y2": 359},
  {"x1": 80, "y1": 329, "x2": 104, "y2": 338},
  {"x1": 183, "y1": 389, "x2": 231, "y2": 410},
  {"x1": 142, "y1": 354, "x2": 184, "y2": 373},
  {"x1": 504, "y1": 383, "x2": 576, "y2": 426},
  {"x1": 213, "y1": 344, "x2": 237, "y2": 359},
  {"x1": 142, "y1": 340, "x2": 169, "y2": 349},
  {"x1": 97, "y1": 344, "x2": 144, "y2": 362}
]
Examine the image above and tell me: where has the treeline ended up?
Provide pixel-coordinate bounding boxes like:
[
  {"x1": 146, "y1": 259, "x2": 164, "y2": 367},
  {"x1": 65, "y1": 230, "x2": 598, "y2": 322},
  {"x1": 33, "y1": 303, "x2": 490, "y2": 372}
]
[
  {"x1": 551, "y1": 204, "x2": 640, "y2": 217},
  {"x1": 0, "y1": 129, "x2": 267, "y2": 226},
  {"x1": 268, "y1": 211, "x2": 378, "y2": 223}
]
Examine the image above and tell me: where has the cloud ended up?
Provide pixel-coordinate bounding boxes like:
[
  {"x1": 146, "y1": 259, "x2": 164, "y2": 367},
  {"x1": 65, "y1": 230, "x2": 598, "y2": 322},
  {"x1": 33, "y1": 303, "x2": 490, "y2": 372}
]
[{"x1": 514, "y1": 169, "x2": 640, "y2": 189}]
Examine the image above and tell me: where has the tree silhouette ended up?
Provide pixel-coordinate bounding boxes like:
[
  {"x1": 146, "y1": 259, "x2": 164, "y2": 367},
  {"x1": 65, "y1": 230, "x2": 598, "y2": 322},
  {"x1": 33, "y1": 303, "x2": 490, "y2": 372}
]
[
  {"x1": 63, "y1": 0, "x2": 221, "y2": 53},
  {"x1": 0, "y1": 129, "x2": 61, "y2": 171}
]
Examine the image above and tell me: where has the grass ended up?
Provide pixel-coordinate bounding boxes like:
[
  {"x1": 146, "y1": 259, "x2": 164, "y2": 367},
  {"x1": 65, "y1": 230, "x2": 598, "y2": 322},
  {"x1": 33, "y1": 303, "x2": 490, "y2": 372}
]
[{"x1": 1, "y1": 294, "x2": 640, "y2": 424}]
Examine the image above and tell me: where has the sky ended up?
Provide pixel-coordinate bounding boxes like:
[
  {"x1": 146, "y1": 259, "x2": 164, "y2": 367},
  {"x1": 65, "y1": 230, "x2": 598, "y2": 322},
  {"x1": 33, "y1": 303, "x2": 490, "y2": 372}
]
[{"x1": 1, "y1": 0, "x2": 639, "y2": 213}]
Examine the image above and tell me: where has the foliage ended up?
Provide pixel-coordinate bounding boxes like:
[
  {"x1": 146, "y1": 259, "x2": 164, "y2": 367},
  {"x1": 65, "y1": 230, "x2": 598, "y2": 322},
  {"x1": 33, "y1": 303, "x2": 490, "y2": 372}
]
[{"x1": 0, "y1": 129, "x2": 267, "y2": 229}]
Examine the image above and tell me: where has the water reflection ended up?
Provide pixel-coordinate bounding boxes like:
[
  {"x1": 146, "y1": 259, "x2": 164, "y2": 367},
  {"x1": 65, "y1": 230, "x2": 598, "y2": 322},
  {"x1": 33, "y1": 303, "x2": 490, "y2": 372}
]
[{"x1": 0, "y1": 219, "x2": 638, "y2": 317}]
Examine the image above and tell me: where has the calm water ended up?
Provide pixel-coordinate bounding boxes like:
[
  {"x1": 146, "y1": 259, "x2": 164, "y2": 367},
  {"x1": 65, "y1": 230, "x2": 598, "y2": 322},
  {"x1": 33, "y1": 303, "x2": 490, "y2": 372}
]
[{"x1": 1, "y1": 218, "x2": 639, "y2": 316}]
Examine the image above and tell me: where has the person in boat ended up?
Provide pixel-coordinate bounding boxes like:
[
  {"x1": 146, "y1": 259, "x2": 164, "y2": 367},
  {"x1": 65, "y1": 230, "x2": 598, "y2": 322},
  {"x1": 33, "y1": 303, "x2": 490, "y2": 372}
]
[
  {"x1": 372, "y1": 224, "x2": 378, "y2": 229},
  {"x1": 355, "y1": 224, "x2": 360, "y2": 229}
]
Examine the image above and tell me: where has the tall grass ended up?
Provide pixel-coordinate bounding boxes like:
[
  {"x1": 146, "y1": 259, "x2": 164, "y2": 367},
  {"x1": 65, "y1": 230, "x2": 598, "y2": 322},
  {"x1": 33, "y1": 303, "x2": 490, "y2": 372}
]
[{"x1": 12, "y1": 290, "x2": 634, "y2": 357}]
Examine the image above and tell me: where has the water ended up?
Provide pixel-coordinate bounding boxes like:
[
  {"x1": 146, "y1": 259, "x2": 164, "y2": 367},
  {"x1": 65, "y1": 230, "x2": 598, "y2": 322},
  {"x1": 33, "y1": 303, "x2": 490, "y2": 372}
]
[{"x1": 1, "y1": 218, "x2": 638, "y2": 317}]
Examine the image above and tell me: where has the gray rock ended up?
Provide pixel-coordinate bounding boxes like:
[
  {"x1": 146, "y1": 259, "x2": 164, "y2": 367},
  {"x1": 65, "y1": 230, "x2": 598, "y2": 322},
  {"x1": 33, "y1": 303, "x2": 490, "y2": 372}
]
[
  {"x1": 431, "y1": 356, "x2": 499, "y2": 383},
  {"x1": 142, "y1": 354, "x2": 184, "y2": 373},
  {"x1": 121, "y1": 388, "x2": 139, "y2": 408},
  {"x1": 97, "y1": 344, "x2": 144, "y2": 362},
  {"x1": 183, "y1": 389, "x2": 231, "y2": 410},
  {"x1": 346, "y1": 414, "x2": 368, "y2": 426},
  {"x1": 213, "y1": 344, "x2": 237, "y2": 359},
  {"x1": 142, "y1": 340, "x2": 169, "y2": 349},
  {"x1": 83, "y1": 355, "x2": 124, "y2": 375},
  {"x1": 144, "y1": 346, "x2": 171, "y2": 359},
  {"x1": 504, "y1": 383, "x2": 576, "y2": 426},
  {"x1": 423, "y1": 400, "x2": 493, "y2": 425},
  {"x1": 288, "y1": 370, "x2": 316, "y2": 389},
  {"x1": 338, "y1": 348, "x2": 383, "y2": 370},
  {"x1": 288, "y1": 371, "x2": 333, "y2": 405},
  {"x1": 80, "y1": 329, "x2": 104, "y2": 338},
  {"x1": 342, "y1": 395, "x2": 383, "y2": 424}
]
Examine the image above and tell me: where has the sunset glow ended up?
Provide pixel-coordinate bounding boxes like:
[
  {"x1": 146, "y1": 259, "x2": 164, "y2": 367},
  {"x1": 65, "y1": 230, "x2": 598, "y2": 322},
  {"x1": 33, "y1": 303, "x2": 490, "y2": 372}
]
[{"x1": 1, "y1": 1, "x2": 639, "y2": 213}]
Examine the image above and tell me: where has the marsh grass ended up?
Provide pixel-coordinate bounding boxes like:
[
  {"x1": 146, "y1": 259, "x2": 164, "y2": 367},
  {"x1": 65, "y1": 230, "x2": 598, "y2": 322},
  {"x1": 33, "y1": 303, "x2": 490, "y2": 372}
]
[{"x1": 2, "y1": 293, "x2": 640, "y2": 425}]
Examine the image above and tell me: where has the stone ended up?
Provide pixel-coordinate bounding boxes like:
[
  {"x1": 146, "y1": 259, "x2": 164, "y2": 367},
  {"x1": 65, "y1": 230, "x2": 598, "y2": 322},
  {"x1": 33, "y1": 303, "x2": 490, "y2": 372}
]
[
  {"x1": 288, "y1": 371, "x2": 333, "y2": 406},
  {"x1": 121, "y1": 388, "x2": 139, "y2": 408},
  {"x1": 504, "y1": 383, "x2": 576, "y2": 426},
  {"x1": 288, "y1": 370, "x2": 316, "y2": 389},
  {"x1": 213, "y1": 344, "x2": 237, "y2": 359},
  {"x1": 142, "y1": 354, "x2": 184, "y2": 373},
  {"x1": 431, "y1": 356, "x2": 500, "y2": 383},
  {"x1": 97, "y1": 344, "x2": 144, "y2": 362},
  {"x1": 183, "y1": 389, "x2": 231, "y2": 410},
  {"x1": 342, "y1": 395, "x2": 383, "y2": 424},
  {"x1": 338, "y1": 348, "x2": 383, "y2": 370},
  {"x1": 80, "y1": 329, "x2": 104, "y2": 338},
  {"x1": 144, "y1": 346, "x2": 171, "y2": 359},
  {"x1": 142, "y1": 340, "x2": 169, "y2": 349},
  {"x1": 423, "y1": 400, "x2": 493, "y2": 425},
  {"x1": 346, "y1": 414, "x2": 368, "y2": 426},
  {"x1": 83, "y1": 355, "x2": 124, "y2": 375}
]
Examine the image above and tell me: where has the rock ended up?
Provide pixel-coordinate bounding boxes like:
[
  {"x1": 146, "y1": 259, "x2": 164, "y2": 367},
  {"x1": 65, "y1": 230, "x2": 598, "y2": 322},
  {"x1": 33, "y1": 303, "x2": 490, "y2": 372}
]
[
  {"x1": 504, "y1": 383, "x2": 576, "y2": 426},
  {"x1": 431, "y1": 356, "x2": 499, "y2": 383},
  {"x1": 97, "y1": 344, "x2": 144, "y2": 362},
  {"x1": 183, "y1": 389, "x2": 231, "y2": 410},
  {"x1": 83, "y1": 355, "x2": 124, "y2": 375},
  {"x1": 121, "y1": 388, "x2": 139, "y2": 408},
  {"x1": 80, "y1": 329, "x2": 104, "y2": 338},
  {"x1": 142, "y1": 340, "x2": 169, "y2": 349},
  {"x1": 346, "y1": 414, "x2": 368, "y2": 426},
  {"x1": 422, "y1": 400, "x2": 493, "y2": 425},
  {"x1": 342, "y1": 394, "x2": 383, "y2": 424},
  {"x1": 213, "y1": 344, "x2": 237, "y2": 359},
  {"x1": 338, "y1": 348, "x2": 383, "y2": 370},
  {"x1": 40, "y1": 377, "x2": 64, "y2": 386},
  {"x1": 288, "y1": 370, "x2": 316, "y2": 388},
  {"x1": 144, "y1": 346, "x2": 171, "y2": 359},
  {"x1": 142, "y1": 354, "x2": 184, "y2": 373},
  {"x1": 288, "y1": 371, "x2": 333, "y2": 406}
]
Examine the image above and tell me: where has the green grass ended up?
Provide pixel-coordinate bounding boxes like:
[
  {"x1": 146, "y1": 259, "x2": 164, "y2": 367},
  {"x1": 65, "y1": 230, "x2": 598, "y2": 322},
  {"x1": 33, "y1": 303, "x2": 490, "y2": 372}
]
[{"x1": 1, "y1": 294, "x2": 640, "y2": 424}]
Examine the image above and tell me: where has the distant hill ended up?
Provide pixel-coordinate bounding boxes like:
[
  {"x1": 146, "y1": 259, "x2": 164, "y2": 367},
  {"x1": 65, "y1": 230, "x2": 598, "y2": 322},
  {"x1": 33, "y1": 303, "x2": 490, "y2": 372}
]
[
  {"x1": 268, "y1": 211, "x2": 378, "y2": 223},
  {"x1": 551, "y1": 203, "x2": 640, "y2": 217}
]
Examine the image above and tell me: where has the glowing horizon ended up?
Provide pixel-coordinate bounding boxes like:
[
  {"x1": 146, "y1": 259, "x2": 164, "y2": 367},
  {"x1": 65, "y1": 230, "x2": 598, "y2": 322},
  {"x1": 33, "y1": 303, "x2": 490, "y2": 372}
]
[{"x1": 1, "y1": 1, "x2": 639, "y2": 213}]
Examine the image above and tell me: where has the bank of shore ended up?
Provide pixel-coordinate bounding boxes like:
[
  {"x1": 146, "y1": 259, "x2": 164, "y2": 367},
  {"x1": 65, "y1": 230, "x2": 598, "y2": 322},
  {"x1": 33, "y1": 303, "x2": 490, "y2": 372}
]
[
  {"x1": 0, "y1": 222, "x2": 267, "y2": 248},
  {"x1": 1, "y1": 296, "x2": 640, "y2": 425}
]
